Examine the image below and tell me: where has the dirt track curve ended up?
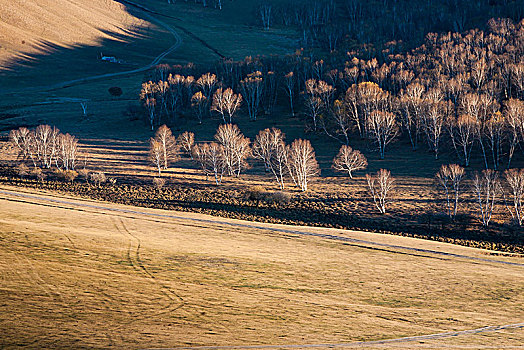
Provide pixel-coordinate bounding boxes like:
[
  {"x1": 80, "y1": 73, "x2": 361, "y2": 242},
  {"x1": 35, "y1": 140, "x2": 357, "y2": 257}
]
[{"x1": 145, "y1": 322, "x2": 524, "y2": 349}]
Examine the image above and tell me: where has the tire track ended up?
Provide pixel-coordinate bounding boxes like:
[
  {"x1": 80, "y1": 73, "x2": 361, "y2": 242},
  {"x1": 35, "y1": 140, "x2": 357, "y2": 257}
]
[
  {"x1": 116, "y1": 217, "x2": 185, "y2": 308},
  {"x1": 112, "y1": 217, "x2": 184, "y2": 318},
  {"x1": 144, "y1": 322, "x2": 524, "y2": 350},
  {"x1": 113, "y1": 217, "x2": 233, "y2": 335}
]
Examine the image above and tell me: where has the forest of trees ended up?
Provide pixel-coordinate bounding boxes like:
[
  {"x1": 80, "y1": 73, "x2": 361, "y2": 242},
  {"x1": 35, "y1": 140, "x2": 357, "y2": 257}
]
[
  {"x1": 140, "y1": 18, "x2": 523, "y2": 168},
  {"x1": 165, "y1": 0, "x2": 523, "y2": 55}
]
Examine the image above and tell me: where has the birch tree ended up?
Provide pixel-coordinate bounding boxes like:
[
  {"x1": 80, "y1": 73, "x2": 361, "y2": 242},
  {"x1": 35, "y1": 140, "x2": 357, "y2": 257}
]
[
  {"x1": 504, "y1": 168, "x2": 524, "y2": 226},
  {"x1": 286, "y1": 139, "x2": 319, "y2": 191},
  {"x1": 435, "y1": 164, "x2": 465, "y2": 219},
  {"x1": 211, "y1": 88, "x2": 243, "y2": 123},
  {"x1": 366, "y1": 169, "x2": 395, "y2": 214},
  {"x1": 472, "y1": 169, "x2": 501, "y2": 227},
  {"x1": 332, "y1": 145, "x2": 368, "y2": 179},
  {"x1": 366, "y1": 110, "x2": 398, "y2": 159}
]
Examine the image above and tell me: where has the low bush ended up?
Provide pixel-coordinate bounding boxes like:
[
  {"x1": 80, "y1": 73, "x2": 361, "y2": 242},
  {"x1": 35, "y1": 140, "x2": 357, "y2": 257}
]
[
  {"x1": 265, "y1": 191, "x2": 291, "y2": 205},
  {"x1": 15, "y1": 163, "x2": 29, "y2": 178},
  {"x1": 90, "y1": 171, "x2": 107, "y2": 187},
  {"x1": 108, "y1": 86, "x2": 123, "y2": 97},
  {"x1": 245, "y1": 185, "x2": 266, "y2": 205},
  {"x1": 30, "y1": 167, "x2": 46, "y2": 182},
  {"x1": 78, "y1": 168, "x2": 90, "y2": 183},
  {"x1": 56, "y1": 169, "x2": 78, "y2": 183},
  {"x1": 153, "y1": 177, "x2": 166, "y2": 190}
]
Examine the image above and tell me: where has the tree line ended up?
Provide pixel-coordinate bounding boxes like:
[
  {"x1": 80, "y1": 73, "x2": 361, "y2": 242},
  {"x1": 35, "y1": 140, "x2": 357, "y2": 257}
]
[{"x1": 145, "y1": 122, "x2": 524, "y2": 228}]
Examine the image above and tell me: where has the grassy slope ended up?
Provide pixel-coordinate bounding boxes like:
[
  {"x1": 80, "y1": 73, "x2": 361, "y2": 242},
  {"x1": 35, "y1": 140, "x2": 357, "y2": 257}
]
[{"x1": 0, "y1": 188, "x2": 523, "y2": 348}]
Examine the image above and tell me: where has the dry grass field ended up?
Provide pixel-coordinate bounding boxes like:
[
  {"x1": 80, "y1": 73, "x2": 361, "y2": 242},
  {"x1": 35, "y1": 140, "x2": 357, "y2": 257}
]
[
  {"x1": 0, "y1": 0, "x2": 144, "y2": 66},
  {"x1": 0, "y1": 186, "x2": 523, "y2": 349}
]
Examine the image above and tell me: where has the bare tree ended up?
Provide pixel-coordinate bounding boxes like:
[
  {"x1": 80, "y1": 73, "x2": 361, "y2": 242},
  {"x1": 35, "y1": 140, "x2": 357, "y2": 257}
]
[
  {"x1": 149, "y1": 138, "x2": 164, "y2": 176},
  {"x1": 156, "y1": 80, "x2": 170, "y2": 118},
  {"x1": 332, "y1": 145, "x2": 367, "y2": 179},
  {"x1": 366, "y1": 169, "x2": 395, "y2": 214},
  {"x1": 260, "y1": 3, "x2": 272, "y2": 30},
  {"x1": 154, "y1": 125, "x2": 178, "y2": 169},
  {"x1": 435, "y1": 164, "x2": 465, "y2": 219},
  {"x1": 177, "y1": 131, "x2": 195, "y2": 159},
  {"x1": 80, "y1": 101, "x2": 88, "y2": 118},
  {"x1": 472, "y1": 169, "x2": 501, "y2": 227},
  {"x1": 264, "y1": 71, "x2": 278, "y2": 115},
  {"x1": 192, "y1": 143, "x2": 211, "y2": 179},
  {"x1": 284, "y1": 71, "x2": 296, "y2": 116},
  {"x1": 9, "y1": 127, "x2": 34, "y2": 165},
  {"x1": 211, "y1": 88, "x2": 243, "y2": 123},
  {"x1": 144, "y1": 98, "x2": 157, "y2": 131},
  {"x1": 167, "y1": 74, "x2": 185, "y2": 120},
  {"x1": 344, "y1": 82, "x2": 390, "y2": 139},
  {"x1": 90, "y1": 171, "x2": 107, "y2": 187},
  {"x1": 398, "y1": 82, "x2": 424, "y2": 150},
  {"x1": 140, "y1": 81, "x2": 159, "y2": 130},
  {"x1": 484, "y1": 112, "x2": 505, "y2": 170},
  {"x1": 57, "y1": 133, "x2": 79, "y2": 171},
  {"x1": 214, "y1": 124, "x2": 251, "y2": 176},
  {"x1": 253, "y1": 128, "x2": 288, "y2": 189},
  {"x1": 206, "y1": 142, "x2": 226, "y2": 185},
  {"x1": 448, "y1": 114, "x2": 478, "y2": 166},
  {"x1": 366, "y1": 110, "x2": 398, "y2": 159},
  {"x1": 268, "y1": 137, "x2": 288, "y2": 190},
  {"x1": 504, "y1": 99, "x2": 524, "y2": 168},
  {"x1": 240, "y1": 71, "x2": 264, "y2": 121},
  {"x1": 421, "y1": 100, "x2": 446, "y2": 159},
  {"x1": 196, "y1": 73, "x2": 218, "y2": 99},
  {"x1": 328, "y1": 100, "x2": 352, "y2": 145},
  {"x1": 34, "y1": 124, "x2": 59, "y2": 168},
  {"x1": 304, "y1": 79, "x2": 334, "y2": 130},
  {"x1": 286, "y1": 139, "x2": 319, "y2": 191},
  {"x1": 191, "y1": 91, "x2": 207, "y2": 124},
  {"x1": 504, "y1": 168, "x2": 524, "y2": 226},
  {"x1": 253, "y1": 127, "x2": 274, "y2": 172}
]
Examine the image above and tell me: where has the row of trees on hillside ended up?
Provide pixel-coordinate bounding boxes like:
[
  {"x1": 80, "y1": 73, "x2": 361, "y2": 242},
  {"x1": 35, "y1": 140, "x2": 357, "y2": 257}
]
[
  {"x1": 148, "y1": 124, "x2": 321, "y2": 191},
  {"x1": 145, "y1": 124, "x2": 524, "y2": 227},
  {"x1": 6, "y1": 123, "x2": 523, "y2": 227}
]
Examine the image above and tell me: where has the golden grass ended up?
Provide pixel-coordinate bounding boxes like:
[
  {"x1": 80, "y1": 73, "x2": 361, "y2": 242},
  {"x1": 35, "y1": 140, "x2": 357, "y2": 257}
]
[
  {"x1": 0, "y1": 187, "x2": 522, "y2": 349},
  {"x1": 0, "y1": 0, "x2": 146, "y2": 66}
]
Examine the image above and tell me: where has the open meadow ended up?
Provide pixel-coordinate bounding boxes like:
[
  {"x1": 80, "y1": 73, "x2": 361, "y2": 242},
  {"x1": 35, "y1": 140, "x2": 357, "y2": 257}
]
[{"x1": 0, "y1": 186, "x2": 523, "y2": 349}]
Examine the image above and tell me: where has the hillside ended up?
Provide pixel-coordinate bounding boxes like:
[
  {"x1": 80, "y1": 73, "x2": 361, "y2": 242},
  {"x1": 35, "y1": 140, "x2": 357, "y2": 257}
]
[
  {"x1": 0, "y1": 187, "x2": 523, "y2": 348},
  {"x1": 0, "y1": 0, "x2": 144, "y2": 68}
]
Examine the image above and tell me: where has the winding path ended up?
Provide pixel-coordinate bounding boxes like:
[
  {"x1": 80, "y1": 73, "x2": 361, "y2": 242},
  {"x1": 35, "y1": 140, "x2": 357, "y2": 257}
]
[
  {"x1": 41, "y1": 6, "x2": 183, "y2": 92},
  {"x1": 145, "y1": 322, "x2": 524, "y2": 349}
]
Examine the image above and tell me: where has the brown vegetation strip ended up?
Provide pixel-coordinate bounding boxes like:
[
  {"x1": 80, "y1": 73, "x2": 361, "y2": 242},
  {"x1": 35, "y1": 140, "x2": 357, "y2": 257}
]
[{"x1": 0, "y1": 188, "x2": 522, "y2": 268}]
